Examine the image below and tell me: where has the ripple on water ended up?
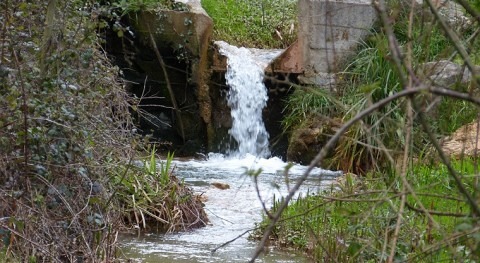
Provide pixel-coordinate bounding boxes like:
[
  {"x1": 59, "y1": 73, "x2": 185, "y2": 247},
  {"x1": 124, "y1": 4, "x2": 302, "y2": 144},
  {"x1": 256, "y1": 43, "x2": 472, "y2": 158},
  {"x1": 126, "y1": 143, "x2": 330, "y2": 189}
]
[{"x1": 120, "y1": 154, "x2": 340, "y2": 262}]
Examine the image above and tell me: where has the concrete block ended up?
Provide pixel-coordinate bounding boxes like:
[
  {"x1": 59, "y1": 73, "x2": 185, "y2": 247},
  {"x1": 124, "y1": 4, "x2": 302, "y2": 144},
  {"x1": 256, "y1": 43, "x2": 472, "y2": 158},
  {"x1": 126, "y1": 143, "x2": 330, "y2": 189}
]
[{"x1": 298, "y1": 0, "x2": 377, "y2": 73}]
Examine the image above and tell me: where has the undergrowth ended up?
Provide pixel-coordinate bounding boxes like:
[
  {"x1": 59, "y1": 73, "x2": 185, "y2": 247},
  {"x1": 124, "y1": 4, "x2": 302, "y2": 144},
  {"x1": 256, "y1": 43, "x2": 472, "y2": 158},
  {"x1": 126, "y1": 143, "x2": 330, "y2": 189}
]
[
  {"x1": 267, "y1": 1, "x2": 480, "y2": 262},
  {"x1": 281, "y1": 3, "x2": 479, "y2": 173},
  {"x1": 0, "y1": 0, "x2": 207, "y2": 261},
  {"x1": 254, "y1": 159, "x2": 480, "y2": 262}
]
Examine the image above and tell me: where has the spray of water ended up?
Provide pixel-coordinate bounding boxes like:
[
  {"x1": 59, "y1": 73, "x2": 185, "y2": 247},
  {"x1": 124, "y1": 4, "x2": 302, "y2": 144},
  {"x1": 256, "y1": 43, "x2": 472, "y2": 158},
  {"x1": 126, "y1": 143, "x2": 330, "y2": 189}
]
[
  {"x1": 121, "y1": 43, "x2": 342, "y2": 262},
  {"x1": 216, "y1": 41, "x2": 281, "y2": 158}
]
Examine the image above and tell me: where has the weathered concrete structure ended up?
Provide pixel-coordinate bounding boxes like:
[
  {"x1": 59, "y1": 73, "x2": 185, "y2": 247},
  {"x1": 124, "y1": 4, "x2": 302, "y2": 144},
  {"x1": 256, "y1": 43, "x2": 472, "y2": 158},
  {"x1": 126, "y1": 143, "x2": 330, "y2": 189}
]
[
  {"x1": 273, "y1": 0, "x2": 377, "y2": 85},
  {"x1": 105, "y1": 0, "x2": 214, "y2": 155}
]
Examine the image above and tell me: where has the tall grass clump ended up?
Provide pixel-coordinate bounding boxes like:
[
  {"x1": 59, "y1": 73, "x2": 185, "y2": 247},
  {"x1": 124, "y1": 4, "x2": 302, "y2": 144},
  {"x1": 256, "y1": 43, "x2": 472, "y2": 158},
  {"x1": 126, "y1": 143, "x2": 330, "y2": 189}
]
[
  {"x1": 282, "y1": 5, "x2": 478, "y2": 172},
  {"x1": 282, "y1": 86, "x2": 341, "y2": 132},
  {"x1": 282, "y1": 36, "x2": 408, "y2": 173},
  {"x1": 336, "y1": 36, "x2": 407, "y2": 172},
  {"x1": 114, "y1": 149, "x2": 208, "y2": 232}
]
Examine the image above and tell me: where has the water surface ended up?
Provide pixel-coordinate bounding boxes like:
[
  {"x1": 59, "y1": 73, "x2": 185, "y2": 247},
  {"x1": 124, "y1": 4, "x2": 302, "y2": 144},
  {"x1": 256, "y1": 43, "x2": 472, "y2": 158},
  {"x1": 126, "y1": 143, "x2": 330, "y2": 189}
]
[{"x1": 120, "y1": 154, "x2": 340, "y2": 262}]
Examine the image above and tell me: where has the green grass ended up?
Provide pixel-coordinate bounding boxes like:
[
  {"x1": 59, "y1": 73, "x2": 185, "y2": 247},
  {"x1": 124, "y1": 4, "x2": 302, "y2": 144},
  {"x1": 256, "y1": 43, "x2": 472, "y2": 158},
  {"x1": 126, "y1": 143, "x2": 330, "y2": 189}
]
[
  {"x1": 268, "y1": 0, "x2": 480, "y2": 261},
  {"x1": 202, "y1": 0, "x2": 297, "y2": 48},
  {"x1": 433, "y1": 98, "x2": 479, "y2": 135},
  {"x1": 254, "y1": 159, "x2": 480, "y2": 262},
  {"x1": 282, "y1": 86, "x2": 341, "y2": 132}
]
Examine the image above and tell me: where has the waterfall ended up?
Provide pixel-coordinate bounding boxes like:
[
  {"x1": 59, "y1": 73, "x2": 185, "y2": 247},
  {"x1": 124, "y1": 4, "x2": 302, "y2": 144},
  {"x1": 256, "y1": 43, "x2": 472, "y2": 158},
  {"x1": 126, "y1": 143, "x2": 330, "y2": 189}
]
[{"x1": 216, "y1": 41, "x2": 282, "y2": 158}]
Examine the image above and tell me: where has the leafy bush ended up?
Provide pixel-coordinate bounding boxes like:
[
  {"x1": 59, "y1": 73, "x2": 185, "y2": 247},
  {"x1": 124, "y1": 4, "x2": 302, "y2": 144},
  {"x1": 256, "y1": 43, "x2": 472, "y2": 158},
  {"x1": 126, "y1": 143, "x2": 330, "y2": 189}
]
[{"x1": 0, "y1": 0, "x2": 137, "y2": 260}]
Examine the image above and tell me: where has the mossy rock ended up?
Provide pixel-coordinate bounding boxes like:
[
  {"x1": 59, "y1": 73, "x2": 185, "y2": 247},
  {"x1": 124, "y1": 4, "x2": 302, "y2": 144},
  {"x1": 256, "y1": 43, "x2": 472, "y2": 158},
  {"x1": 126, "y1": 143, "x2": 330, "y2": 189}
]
[{"x1": 286, "y1": 115, "x2": 342, "y2": 166}]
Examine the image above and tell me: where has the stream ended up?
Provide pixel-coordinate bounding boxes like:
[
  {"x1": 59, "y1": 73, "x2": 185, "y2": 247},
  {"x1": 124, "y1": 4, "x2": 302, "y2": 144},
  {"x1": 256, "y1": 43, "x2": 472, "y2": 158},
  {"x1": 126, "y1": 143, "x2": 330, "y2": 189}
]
[
  {"x1": 119, "y1": 42, "x2": 342, "y2": 262},
  {"x1": 119, "y1": 154, "x2": 340, "y2": 262}
]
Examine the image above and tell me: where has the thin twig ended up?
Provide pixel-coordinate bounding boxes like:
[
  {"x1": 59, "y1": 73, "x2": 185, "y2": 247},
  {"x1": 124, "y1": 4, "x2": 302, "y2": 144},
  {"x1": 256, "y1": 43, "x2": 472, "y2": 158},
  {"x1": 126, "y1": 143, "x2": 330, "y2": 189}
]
[
  {"x1": 253, "y1": 173, "x2": 273, "y2": 219},
  {"x1": 405, "y1": 202, "x2": 468, "y2": 217},
  {"x1": 251, "y1": 84, "x2": 480, "y2": 261},
  {"x1": 12, "y1": 50, "x2": 29, "y2": 170},
  {"x1": 146, "y1": 25, "x2": 186, "y2": 142},
  {"x1": 388, "y1": 1, "x2": 417, "y2": 259},
  {"x1": 250, "y1": 87, "x2": 427, "y2": 262},
  {"x1": 211, "y1": 229, "x2": 252, "y2": 253},
  {"x1": 454, "y1": 0, "x2": 480, "y2": 26}
]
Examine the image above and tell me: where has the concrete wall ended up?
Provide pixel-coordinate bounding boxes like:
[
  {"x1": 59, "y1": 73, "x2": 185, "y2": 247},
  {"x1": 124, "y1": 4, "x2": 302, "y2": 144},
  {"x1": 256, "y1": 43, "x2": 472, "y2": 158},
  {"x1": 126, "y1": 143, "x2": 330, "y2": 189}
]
[
  {"x1": 273, "y1": 0, "x2": 377, "y2": 84},
  {"x1": 299, "y1": 0, "x2": 376, "y2": 74}
]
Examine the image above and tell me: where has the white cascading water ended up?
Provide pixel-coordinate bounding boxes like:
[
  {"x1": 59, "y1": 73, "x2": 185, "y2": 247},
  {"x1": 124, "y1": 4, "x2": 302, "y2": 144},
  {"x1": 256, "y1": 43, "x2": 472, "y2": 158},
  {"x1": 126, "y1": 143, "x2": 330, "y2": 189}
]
[
  {"x1": 216, "y1": 41, "x2": 281, "y2": 158},
  {"x1": 120, "y1": 42, "x2": 342, "y2": 263}
]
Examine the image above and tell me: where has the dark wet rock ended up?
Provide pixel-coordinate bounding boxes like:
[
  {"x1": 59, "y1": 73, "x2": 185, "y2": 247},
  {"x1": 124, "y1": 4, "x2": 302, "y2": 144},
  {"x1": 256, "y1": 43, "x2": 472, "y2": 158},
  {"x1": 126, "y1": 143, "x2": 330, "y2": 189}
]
[
  {"x1": 286, "y1": 115, "x2": 342, "y2": 165},
  {"x1": 105, "y1": 0, "x2": 213, "y2": 154}
]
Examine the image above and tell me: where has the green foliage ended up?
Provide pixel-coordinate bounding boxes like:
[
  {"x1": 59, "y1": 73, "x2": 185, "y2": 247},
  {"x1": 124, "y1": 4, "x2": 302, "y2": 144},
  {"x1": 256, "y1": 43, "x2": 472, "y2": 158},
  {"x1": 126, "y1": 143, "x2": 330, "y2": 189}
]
[
  {"x1": 344, "y1": 37, "x2": 402, "y2": 99},
  {"x1": 282, "y1": 87, "x2": 341, "y2": 132},
  {"x1": 111, "y1": 0, "x2": 188, "y2": 14},
  {"x1": 282, "y1": 37, "x2": 407, "y2": 173},
  {"x1": 392, "y1": 11, "x2": 450, "y2": 63},
  {"x1": 434, "y1": 97, "x2": 479, "y2": 135},
  {"x1": 282, "y1": 8, "x2": 478, "y2": 173},
  {"x1": 256, "y1": 159, "x2": 480, "y2": 262},
  {"x1": 114, "y1": 150, "x2": 208, "y2": 232},
  {"x1": 202, "y1": 0, "x2": 297, "y2": 48},
  {"x1": 269, "y1": 0, "x2": 480, "y2": 262}
]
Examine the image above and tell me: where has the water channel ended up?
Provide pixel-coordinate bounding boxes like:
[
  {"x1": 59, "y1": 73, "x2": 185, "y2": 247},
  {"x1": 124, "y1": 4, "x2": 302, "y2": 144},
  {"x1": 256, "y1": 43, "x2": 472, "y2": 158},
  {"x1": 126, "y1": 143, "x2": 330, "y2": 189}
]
[{"x1": 119, "y1": 42, "x2": 342, "y2": 262}]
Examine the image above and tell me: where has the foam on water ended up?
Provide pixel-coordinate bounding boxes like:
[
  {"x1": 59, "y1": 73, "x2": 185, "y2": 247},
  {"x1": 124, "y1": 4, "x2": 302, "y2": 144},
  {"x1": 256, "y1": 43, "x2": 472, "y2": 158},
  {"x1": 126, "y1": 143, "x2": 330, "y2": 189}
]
[
  {"x1": 120, "y1": 41, "x2": 341, "y2": 262},
  {"x1": 183, "y1": 152, "x2": 341, "y2": 178},
  {"x1": 121, "y1": 154, "x2": 340, "y2": 262}
]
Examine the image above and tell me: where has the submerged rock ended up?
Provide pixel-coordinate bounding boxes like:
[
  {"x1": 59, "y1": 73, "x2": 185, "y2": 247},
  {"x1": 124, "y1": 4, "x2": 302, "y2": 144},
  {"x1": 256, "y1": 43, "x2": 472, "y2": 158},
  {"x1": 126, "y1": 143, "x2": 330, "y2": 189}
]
[{"x1": 211, "y1": 182, "x2": 230, "y2": 190}]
